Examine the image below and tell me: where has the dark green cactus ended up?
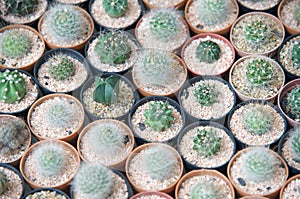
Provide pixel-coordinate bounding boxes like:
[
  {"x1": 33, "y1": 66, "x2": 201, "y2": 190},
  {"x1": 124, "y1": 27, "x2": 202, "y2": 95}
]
[
  {"x1": 245, "y1": 20, "x2": 269, "y2": 44},
  {"x1": 191, "y1": 181, "x2": 221, "y2": 199},
  {"x1": 287, "y1": 87, "x2": 300, "y2": 120},
  {"x1": 0, "y1": 70, "x2": 26, "y2": 104},
  {"x1": 2, "y1": 0, "x2": 38, "y2": 16},
  {"x1": 102, "y1": 0, "x2": 128, "y2": 18},
  {"x1": 193, "y1": 128, "x2": 221, "y2": 157},
  {"x1": 194, "y1": 83, "x2": 219, "y2": 106},
  {"x1": 49, "y1": 55, "x2": 75, "y2": 80},
  {"x1": 94, "y1": 31, "x2": 132, "y2": 65},
  {"x1": 246, "y1": 59, "x2": 273, "y2": 85},
  {"x1": 0, "y1": 171, "x2": 7, "y2": 195},
  {"x1": 93, "y1": 75, "x2": 120, "y2": 104},
  {"x1": 144, "y1": 101, "x2": 174, "y2": 132},
  {"x1": 196, "y1": 40, "x2": 221, "y2": 63},
  {"x1": 244, "y1": 107, "x2": 272, "y2": 135},
  {"x1": 291, "y1": 43, "x2": 300, "y2": 68}
]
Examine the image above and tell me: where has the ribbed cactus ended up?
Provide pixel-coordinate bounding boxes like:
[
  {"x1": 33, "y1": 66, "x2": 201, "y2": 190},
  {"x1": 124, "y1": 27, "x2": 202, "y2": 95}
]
[
  {"x1": 102, "y1": 0, "x2": 128, "y2": 18},
  {"x1": 94, "y1": 31, "x2": 132, "y2": 65},
  {"x1": 196, "y1": 40, "x2": 221, "y2": 63},
  {"x1": 244, "y1": 107, "x2": 271, "y2": 135},
  {"x1": 2, "y1": 0, "x2": 38, "y2": 16},
  {"x1": 194, "y1": 83, "x2": 219, "y2": 106},
  {"x1": 246, "y1": 59, "x2": 273, "y2": 85},
  {"x1": 144, "y1": 101, "x2": 174, "y2": 132},
  {"x1": 241, "y1": 147, "x2": 279, "y2": 183},
  {"x1": 93, "y1": 75, "x2": 120, "y2": 104},
  {"x1": 245, "y1": 20, "x2": 269, "y2": 44},
  {"x1": 287, "y1": 87, "x2": 300, "y2": 121},
  {"x1": 0, "y1": 70, "x2": 26, "y2": 104},
  {"x1": 291, "y1": 43, "x2": 300, "y2": 68},
  {"x1": 191, "y1": 181, "x2": 221, "y2": 199},
  {"x1": 0, "y1": 171, "x2": 7, "y2": 195},
  {"x1": 193, "y1": 128, "x2": 221, "y2": 157},
  {"x1": 49, "y1": 55, "x2": 75, "y2": 81},
  {"x1": 72, "y1": 164, "x2": 113, "y2": 199}
]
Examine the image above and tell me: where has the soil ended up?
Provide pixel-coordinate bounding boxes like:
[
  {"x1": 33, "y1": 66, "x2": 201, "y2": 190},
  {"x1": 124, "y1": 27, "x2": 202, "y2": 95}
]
[
  {"x1": 279, "y1": 0, "x2": 300, "y2": 32},
  {"x1": 237, "y1": 0, "x2": 280, "y2": 10},
  {"x1": 0, "y1": 166, "x2": 23, "y2": 199}
]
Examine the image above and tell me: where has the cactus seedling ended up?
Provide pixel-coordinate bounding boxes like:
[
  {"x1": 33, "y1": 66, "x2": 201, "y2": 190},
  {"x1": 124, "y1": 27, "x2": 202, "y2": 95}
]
[
  {"x1": 0, "y1": 70, "x2": 26, "y2": 104},
  {"x1": 144, "y1": 101, "x2": 174, "y2": 132},
  {"x1": 102, "y1": 0, "x2": 128, "y2": 18},
  {"x1": 196, "y1": 40, "x2": 221, "y2": 63},
  {"x1": 194, "y1": 83, "x2": 219, "y2": 106},
  {"x1": 49, "y1": 55, "x2": 75, "y2": 81},
  {"x1": 245, "y1": 20, "x2": 269, "y2": 44},
  {"x1": 291, "y1": 42, "x2": 300, "y2": 69},
  {"x1": 244, "y1": 106, "x2": 272, "y2": 135},
  {"x1": 0, "y1": 171, "x2": 7, "y2": 195},
  {"x1": 193, "y1": 128, "x2": 221, "y2": 157},
  {"x1": 191, "y1": 181, "x2": 221, "y2": 199},
  {"x1": 93, "y1": 75, "x2": 120, "y2": 104},
  {"x1": 246, "y1": 59, "x2": 273, "y2": 86},
  {"x1": 1, "y1": 0, "x2": 38, "y2": 16},
  {"x1": 288, "y1": 127, "x2": 300, "y2": 162},
  {"x1": 287, "y1": 87, "x2": 300, "y2": 121}
]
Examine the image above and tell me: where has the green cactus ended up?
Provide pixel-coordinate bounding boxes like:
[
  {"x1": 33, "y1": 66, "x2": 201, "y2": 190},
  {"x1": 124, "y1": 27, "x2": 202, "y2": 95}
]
[
  {"x1": 144, "y1": 101, "x2": 174, "y2": 132},
  {"x1": 94, "y1": 31, "x2": 132, "y2": 65},
  {"x1": 49, "y1": 55, "x2": 75, "y2": 81},
  {"x1": 191, "y1": 181, "x2": 221, "y2": 199},
  {"x1": 288, "y1": 128, "x2": 300, "y2": 162},
  {"x1": 295, "y1": 3, "x2": 300, "y2": 23},
  {"x1": 0, "y1": 70, "x2": 26, "y2": 104},
  {"x1": 241, "y1": 147, "x2": 279, "y2": 183},
  {"x1": 196, "y1": 40, "x2": 221, "y2": 63},
  {"x1": 244, "y1": 107, "x2": 272, "y2": 135},
  {"x1": 0, "y1": 30, "x2": 31, "y2": 59},
  {"x1": 102, "y1": 0, "x2": 128, "y2": 18},
  {"x1": 245, "y1": 20, "x2": 269, "y2": 44},
  {"x1": 193, "y1": 128, "x2": 221, "y2": 157},
  {"x1": 93, "y1": 75, "x2": 120, "y2": 104},
  {"x1": 291, "y1": 42, "x2": 300, "y2": 69},
  {"x1": 0, "y1": 171, "x2": 7, "y2": 195},
  {"x1": 246, "y1": 59, "x2": 273, "y2": 86},
  {"x1": 2, "y1": 0, "x2": 38, "y2": 16},
  {"x1": 72, "y1": 164, "x2": 113, "y2": 199},
  {"x1": 194, "y1": 83, "x2": 219, "y2": 106},
  {"x1": 287, "y1": 87, "x2": 300, "y2": 121}
]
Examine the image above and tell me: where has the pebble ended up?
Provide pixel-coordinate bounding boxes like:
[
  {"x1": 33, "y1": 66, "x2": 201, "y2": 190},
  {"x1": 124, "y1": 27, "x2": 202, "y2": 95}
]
[
  {"x1": 139, "y1": 123, "x2": 146, "y2": 131},
  {"x1": 238, "y1": 177, "x2": 246, "y2": 186}
]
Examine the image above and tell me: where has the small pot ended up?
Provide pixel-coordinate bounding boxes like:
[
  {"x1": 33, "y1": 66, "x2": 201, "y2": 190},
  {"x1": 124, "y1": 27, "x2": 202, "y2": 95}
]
[
  {"x1": 278, "y1": 0, "x2": 300, "y2": 35},
  {"x1": 239, "y1": 196, "x2": 270, "y2": 199},
  {"x1": 142, "y1": 0, "x2": 187, "y2": 9},
  {"x1": 21, "y1": 188, "x2": 71, "y2": 199},
  {"x1": 130, "y1": 191, "x2": 173, "y2": 199},
  {"x1": 237, "y1": 0, "x2": 280, "y2": 15},
  {"x1": 279, "y1": 174, "x2": 300, "y2": 199}
]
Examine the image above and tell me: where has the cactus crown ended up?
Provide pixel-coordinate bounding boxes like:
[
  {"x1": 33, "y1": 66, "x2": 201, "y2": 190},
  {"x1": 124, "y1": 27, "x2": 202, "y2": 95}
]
[
  {"x1": 291, "y1": 42, "x2": 300, "y2": 69},
  {"x1": 1, "y1": 0, "x2": 38, "y2": 16},
  {"x1": 0, "y1": 171, "x2": 7, "y2": 195},
  {"x1": 94, "y1": 31, "x2": 132, "y2": 65},
  {"x1": 288, "y1": 127, "x2": 300, "y2": 162},
  {"x1": 287, "y1": 87, "x2": 300, "y2": 117},
  {"x1": 72, "y1": 163, "x2": 113, "y2": 199},
  {"x1": 196, "y1": 40, "x2": 221, "y2": 63},
  {"x1": 0, "y1": 70, "x2": 26, "y2": 104},
  {"x1": 241, "y1": 147, "x2": 279, "y2": 182},
  {"x1": 193, "y1": 128, "x2": 221, "y2": 157},
  {"x1": 245, "y1": 20, "x2": 269, "y2": 44},
  {"x1": 295, "y1": 3, "x2": 300, "y2": 23},
  {"x1": 244, "y1": 106, "x2": 272, "y2": 135},
  {"x1": 246, "y1": 59, "x2": 273, "y2": 86},
  {"x1": 191, "y1": 181, "x2": 221, "y2": 199},
  {"x1": 144, "y1": 101, "x2": 174, "y2": 132},
  {"x1": 93, "y1": 75, "x2": 120, "y2": 105},
  {"x1": 194, "y1": 83, "x2": 219, "y2": 106},
  {"x1": 102, "y1": 0, "x2": 128, "y2": 18},
  {"x1": 49, "y1": 55, "x2": 75, "y2": 81}
]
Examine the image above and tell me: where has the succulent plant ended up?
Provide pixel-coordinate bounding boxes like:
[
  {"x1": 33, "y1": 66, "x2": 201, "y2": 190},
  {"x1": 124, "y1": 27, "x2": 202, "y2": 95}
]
[
  {"x1": 193, "y1": 128, "x2": 221, "y2": 157},
  {"x1": 241, "y1": 147, "x2": 279, "y2": 183},
  {"x1": 49, "y1": 55, "x2": 75, "y2": 81},
  {"x1": 0, "y1": 70, "x2": 26, "y2": 104},
  {"x1": 295, "y1": 3, "x2": 300, "y2": 23},
  {"x1": 194, "y1": 83, "x2": 219, "y2": 106},
  {"x1": 288, "y1": 127, "x2": 300, "y2": 162},
  {"x1": 196, "y1": 40, "x2": 221, "y2": 63},
  {"x1": 72, "y1": 163, "x2": 113, "y2": 199},
  {"x1": 191, "y1": 181, "x2": 221, "y2": 199},
  {"x1": 0, "y1": 171, "x2": 7, "y2": 195},
  {"x1": 0, "y1": 29, "x2": 31, "y2": 59},
  {"x1": 246, "y1": 59, "x2": 273, "y2": 86},
  {"x1": 93, "y1": 75, "x2": 120, "y2": 104},
  {"x1": 291, "y1": 42, "x2": 300, "y2": 69},
  {"x1": 144, "y1": 101, "x2": 174, "y2": 132},
  {"x1": 244, "y1": 106, "x2": 272, "y2": 135},
  {"x1": 102, "y1": 0, "x2": 128, "y2": 18},
  {"x1": 1, "y1": 0, "x2": 38, "y2": 16},
  {"x1": 287, "y1": 87, "x2": 300, "y2": 121},
  {"x1": 245, "y1": 20, "x2": 269, "y2": 44},
  {"x1": 94, "y1": 31, "x2": 132, "y2": 65}
]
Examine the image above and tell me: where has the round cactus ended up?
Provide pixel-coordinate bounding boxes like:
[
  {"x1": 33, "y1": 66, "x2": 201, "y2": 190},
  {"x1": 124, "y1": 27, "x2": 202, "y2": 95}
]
[
  {"x1": 2, "y1": 0, "x2": 38, "y2": 16},
  {"x1": 93, "y1": 75, "x2": 120, "y2": 104},
  {"x1": 193, "y1": 83, "x2": 219, "y2": 106},
  {"x1": 191, "y1": 181, "x2": 221, "y2": 199},
  {"x1": 291, "y1": 42, "x2": 300, "y2": 69},
  {"x1": 244, "y1": 107, "x2": 272, "y2": 135},
  {"x1": 245, "y1": 20, "x2": 269, "y2": 44},
  {"x1": 0, "y1": 171, "x2": 7, "y2": 195},
  {"x1": 0, "y1": 70, "x2": 26, "y2": 104},
  {"x1": 193, "y1": 128, "x2": 221, "y2": 157},
  {"x1": 287, "y1": 87, "x2": 300, "y2": 122},
  {"x1": 49, "y1": 55, "x2": 75, "y2": 81},
  {"x1": 246, "y1": 59, "x2": 273, "y2": 85},
  {"x1": 102, "y1": 0, "x2": 128, "y2": 18},
  {"x1": 196, "y1": 40, "x2": 221, "y2": 63}
]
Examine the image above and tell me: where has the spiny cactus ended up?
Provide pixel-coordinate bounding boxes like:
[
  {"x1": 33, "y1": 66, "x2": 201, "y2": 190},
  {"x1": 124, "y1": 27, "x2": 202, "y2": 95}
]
[
  {"x1": 196, "y1": 40, "x2": 221, "y2": 63},
  {"x1": 194, "y1": 83, "x2": 219, "y2": 106},
  {"x1": 288, "y1": 127, "x2": 300, "y2": 162},
  {"x1": 246, "y1": 59, "x2": 273, "y2": 86},
  {"x1": 72, "y1": 163, "x2": 113, "y2": 199},
  {"x1": 144, "y1": 101, "x2": 174, "y2": 132},
  {"x1": 93, "y1": 75, "x2": 120, "y2": 104},
  {"x1": 193, "y1": 128, "x2": 221, "y2": 157},
  {"x1": 244, "y1": 106, "x2": 272, "y2": 135},
  {"x1": 191, "y1": 181, "x2": 221, "y2": 199},
  {"x1": 94, "y1": 31, "x2": 132, "y2": 65},
  {"x1": 102, "y1": 0, "x2": 128, "y2": 18},
  {"x1": 0, "y1": 70, "x2": 26, "y2": 104},
  {"x1": 49, "y1": 55, "x2": 75, "y2": 81},
  {"x1": 291, "y1": 42, "x2": 300, "y2": 68},
  {"x1": 241, "y1": 147, "x2": 279, "y2": 183},
  {"x1": 287, "y1": 87, "x2": 300, "y2": 121},
  {"x1": 295, "y1": 3, "x2": 300, "y2": 23},
  {"x1": 245, "y1": 20, "x2": 269, "y2": 44},
  {"x1": 0, "y1": 171, "x2": 7, "y2": 195},
  {"x1": 1, "y1": 0, "x2": 38, "y2": 16}
]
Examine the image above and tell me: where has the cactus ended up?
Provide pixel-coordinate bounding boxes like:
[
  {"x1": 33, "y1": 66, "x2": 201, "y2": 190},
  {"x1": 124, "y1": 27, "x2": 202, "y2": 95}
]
[
  {"x1": 193, "y1": 128, "x2": 221, "y2": 157},
  {"x1": 94, "y1": 31, "x2": 132, "y2": 65},
  {"x1": 240, "y1": 147, "x2": 279, "y2": 183},
  {"x1": 291, "y1": 43, "x2": 300, "y2": 68},
  {"x1": 246, "y1": 59, "x2": 273, "y2": 86},
  {"x1": 0, "y1": 171, "x2": 7, "y2": 195},
  {"x1": 49, "y1": 55, "x2": 75, "y2": 81},
  {"x1": 194, "y1": 83, "x2": 219, "y2": 106},
  {"x1": 191, "y1": 181, "x2": 221, "y2": 199},
  {"x1": 244, "y1": 106, "x2": 272, "y2": 135},
  {"x1": 72, "y1": 163, "x2": 113, "y2": 199},
  {"x1": 0, "y1": 30, "x2": 31, "y2": 59},
  {"x1": 93, "y1": 75, "x2": 120, "y2": 104},
  {"x1": 196, "y1": 40, "x2": 221, "y2": 63},
  {"x1": 288, "y1": 127, "x2": 300, "y2": 162},
  {"x1": 144, "y1": 101, "x2": 174, "y2": 132},
  {"x1": 287, "y1": 87, "x2": 300, "y2": 121},
  {"x1": 245, "y1": 20, "x2": 269, "y2": 44},
  {"x1": 295, "y1": 3, "x2": 300, "y2": 23},
  {"x1": 102, "y1": 0, "x2": 128, "y2": 18},
  {"x1": 0, "y1": 70, "x2": 26, "y2": 104},
  {"x1": 1, "y1": 0, "x2": 38, "y2": 16}
]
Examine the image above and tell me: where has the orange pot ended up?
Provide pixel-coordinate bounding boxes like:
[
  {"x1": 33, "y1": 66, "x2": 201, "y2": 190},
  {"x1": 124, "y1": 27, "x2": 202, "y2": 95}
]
[{"x1": 277, "y1": 0, "x2": 300, "y2": 35}]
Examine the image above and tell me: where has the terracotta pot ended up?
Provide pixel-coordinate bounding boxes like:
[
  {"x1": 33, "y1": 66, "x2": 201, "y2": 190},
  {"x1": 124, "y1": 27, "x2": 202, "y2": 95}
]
[
  {"x1": 142, "y1": 0, "x2": 187, "y2": 9},
  {"x1": 130, "y1": 191, "x2": 174, "y2": 199},
  {"x1": 279, "y1": 174, "x2": 300, "y2": 199},
  {"x1": 27, "y1": 93, "x2": 85, "y2": 143},
  {"x1": 237, "y1": 0, "x2": 280, "y2": 14},
  {"x1": 21, "y1": 188, "x2": 71, "y2": 199},
  {"x1": 277, "y1": 0, "x2": 300, "y2": 35},
  {"x1": 0, "y1": 25, "x2": 45, "y2": 71},
  {"x1": 239, "y1": 196, "x2": 269, "y2": 199},
  {"x1": 175, "y1": 169, "x2": 235, "y2": 199}
]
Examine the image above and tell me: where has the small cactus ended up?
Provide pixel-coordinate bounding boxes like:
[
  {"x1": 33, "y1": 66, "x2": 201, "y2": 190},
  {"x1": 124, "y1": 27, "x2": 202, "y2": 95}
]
[
  {"x1": 144, "y1": 101, "x2": 174, "y2": 132},
  {"x1": 94, "y1": 31, "x2": 132, "y2": 65},
  {"x1": 102, "y1": 0, "x2": 128, "y2": 18},
  {"x1": 194, "y1": 83, "x2": 219, "y2": 106},
  {"x1": 191, "y1": 181, "x2": 221, "y2": 199},
  {"x1": 0, "y1": 171, "x2": 7, "y2": 195},
  {"x1": 295, "y1": 3, "x2": 300, "y2": 23},
  {"x1": 1, "y1": 0, "x2": 38, "y2": 16},
  {"x1": 287, "y1": 87, "x2": 300, "y2": 122},
  {"x1": 244, "y1": 106, "x2": 272, "y2": 135},
  {"x1": 245, "y1": 20, "x2": 269, "y2": 44},
  {"x1": 196, "y1": 40, "x2": 221, "y2": 63},
  {"x1": 193, "y1": 128, "x2": 221, "y2": 157},
  {"x1": 287, "y1": 127, "x2": 300, "y2": 162},
  {"x1": 246, "y1": 59, "x2": 273, "y2": 86},
  {"x1": 93, "y1": 75, "x2": 120, "y2": 104},
  {"x1": 72, "y1": 163, "x2": 113, "y2": 199},
  {"x1": 291, "y1": 42, "x2": 300, "y2": 69},
  {"x1": 0, "y1": 70, "x2": 26, "y2": 104},
  {"x1": 49, "y1": 55, "x2": 75, "y2": 81}
]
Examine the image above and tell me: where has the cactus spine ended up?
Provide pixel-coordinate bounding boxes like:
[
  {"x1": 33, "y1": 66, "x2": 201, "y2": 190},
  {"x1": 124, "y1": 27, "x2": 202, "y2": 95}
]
[
  {"x1": 194, "y1": 83, "x2": 219, "y2": 106},
  {"x1": 93, "y1": 75, "x2": 120, "y2": 104},
  {"x1": 102, "y1": 0, "x2": 128, "y2": 18},
  {"x1": 291, "y1": 42, "x2": 300, "y2": 69},
  {"x1": 196, "y1": 40, "x2": 221, "y2": 63},
  {"x1": 288, "y1": 127, "x2": 300, "y2": 162},
  {"x1": 193, "y1": 128, "x2": 221, "y2": 157},
  {"x1": 246, "y1": 59, "x2": 273, "y2": 86},
  {"x1": 191, "y1": 181, "x2": 221, "y2": 199},
  {"x1": 1, "y1": 0, "x2": 38, "y2": 16},
  {"x1": 245, "y1": 20, "x2": 269, "y2": 44},
  {"x1": 244, "y1": 106, "x2": 272, "y2": 135},
  {"x1": 0, "y1": 171, "x2": 7, "y2": 195},
  {"x1": 287, "y1": 87, "x2": 300, "y2": 122},
  {"x1": 49, "y1": 55, "x2": 75, "y2": 81}
]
